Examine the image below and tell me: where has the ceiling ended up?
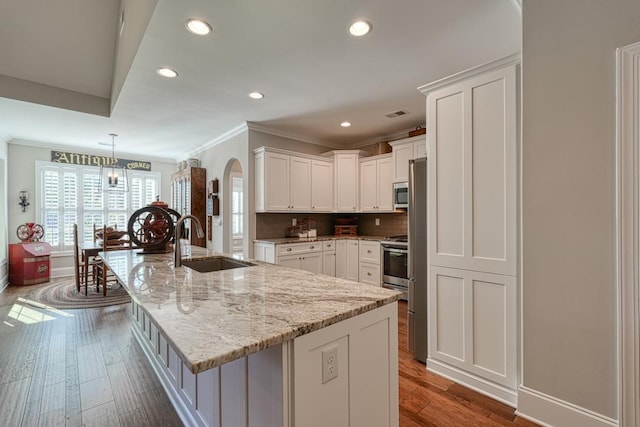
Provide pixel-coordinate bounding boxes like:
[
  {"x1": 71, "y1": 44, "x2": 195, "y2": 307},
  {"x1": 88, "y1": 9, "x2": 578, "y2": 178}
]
[{"x1": 0, "y1": 0, "x2": 521, "y2": 161}]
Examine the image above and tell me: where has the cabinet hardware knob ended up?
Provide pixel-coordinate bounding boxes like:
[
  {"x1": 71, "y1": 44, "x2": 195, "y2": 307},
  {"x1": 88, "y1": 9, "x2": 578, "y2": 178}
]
[
  {"x1": 287, "y1": 248, "x2": 292, "y2": 252},
  {"x1": 310, "y1": 246, "x2": 314, "y2": 249},
  {"x1": 367, "y1": 250, "x2": 371, "y2": 253},
  {"x1": 368, "y1": 272, "x2": 372, "y2": 276}
]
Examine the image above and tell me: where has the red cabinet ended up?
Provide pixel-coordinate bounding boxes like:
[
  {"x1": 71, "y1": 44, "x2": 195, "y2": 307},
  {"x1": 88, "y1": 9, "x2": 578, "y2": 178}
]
[{"x1": 9, "y1": 243, "x2": 52, "y2": 285}]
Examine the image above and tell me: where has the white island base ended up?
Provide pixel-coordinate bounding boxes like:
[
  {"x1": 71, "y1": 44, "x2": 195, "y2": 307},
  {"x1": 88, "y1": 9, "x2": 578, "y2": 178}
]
[{"x1": 130, "y1": 300, "x2": 399, "y2": 427}]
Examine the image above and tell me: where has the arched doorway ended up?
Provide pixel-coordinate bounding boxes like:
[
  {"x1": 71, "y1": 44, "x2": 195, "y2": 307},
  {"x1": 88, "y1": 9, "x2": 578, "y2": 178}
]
[{"x1": 224, "y1": 159, "x2": 243, "y2": 256}]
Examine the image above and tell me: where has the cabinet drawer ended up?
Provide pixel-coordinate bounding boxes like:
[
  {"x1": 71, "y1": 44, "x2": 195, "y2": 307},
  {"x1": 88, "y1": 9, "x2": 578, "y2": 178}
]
[
  {"x1": 359, "y1": 241, "x2": 381, "y2": 265},
  {"x1": 277, "y1": 242, "x2": 322, "y2": 256},
  {"x1": 322, "y1": 240, "x2": 336, "y2": 251},
  {"x1": 359, "y1": 262, "x2": 381, "y2": 285}
]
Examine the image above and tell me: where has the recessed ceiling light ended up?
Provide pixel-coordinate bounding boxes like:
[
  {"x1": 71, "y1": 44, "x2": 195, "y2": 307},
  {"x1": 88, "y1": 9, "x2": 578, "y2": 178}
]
[
  {"x1": 156, "y1": 67, "x2": 178, "y2": 78},
  {"x1": 341, "y1": 121, "x2": 352, "y2": 127},
  {"x1": 349, "y1": 20, "x2": 372, "y2": 37},
  {"x1": 249, "y1": 92, "x2": 264, "y2": 99},
  {"x1": 185, "y1": 19, "x2": 212, "y2": 35}
]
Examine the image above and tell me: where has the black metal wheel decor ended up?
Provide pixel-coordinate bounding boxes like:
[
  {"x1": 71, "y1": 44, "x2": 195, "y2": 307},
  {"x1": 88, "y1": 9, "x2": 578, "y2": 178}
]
[{"x1": 127, "y1": 206, "x2": 175, "y2": 250}]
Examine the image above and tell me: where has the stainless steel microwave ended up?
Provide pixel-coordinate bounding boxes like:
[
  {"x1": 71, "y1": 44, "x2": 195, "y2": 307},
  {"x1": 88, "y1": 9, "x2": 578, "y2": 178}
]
[{"x1": 393, "y1": 182, "x2": 408, "y2": 209}]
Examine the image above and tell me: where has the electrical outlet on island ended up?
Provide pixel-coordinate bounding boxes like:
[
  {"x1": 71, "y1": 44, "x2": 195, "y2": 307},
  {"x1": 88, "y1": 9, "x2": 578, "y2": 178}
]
[{"x1": 322, "y1": 345, "x2": 338, "y2": 384}]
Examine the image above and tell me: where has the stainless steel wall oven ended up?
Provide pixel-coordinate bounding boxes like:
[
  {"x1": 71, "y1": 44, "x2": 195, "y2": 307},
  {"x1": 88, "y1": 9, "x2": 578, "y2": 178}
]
[{"x1": 381, "y1": 236, "x2": 408, "y2": 300}]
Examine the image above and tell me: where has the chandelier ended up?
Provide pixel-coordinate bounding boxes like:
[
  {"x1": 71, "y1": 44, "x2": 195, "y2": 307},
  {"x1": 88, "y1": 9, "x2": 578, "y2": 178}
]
[{"x1": 99, "y1": 133, "x2": 129, "y2": 192}]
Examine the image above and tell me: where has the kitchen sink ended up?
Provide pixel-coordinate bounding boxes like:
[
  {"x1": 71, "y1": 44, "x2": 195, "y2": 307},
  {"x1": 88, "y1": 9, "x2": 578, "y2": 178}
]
[{"x1": 182, "y1": 256, "x2": 256, "y2": 273}]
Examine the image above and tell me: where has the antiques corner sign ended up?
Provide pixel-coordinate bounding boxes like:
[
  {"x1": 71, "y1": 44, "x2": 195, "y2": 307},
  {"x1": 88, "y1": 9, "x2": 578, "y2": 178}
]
[{"x1": 51, "y1": 151, "x2": 151, "y2": 171}]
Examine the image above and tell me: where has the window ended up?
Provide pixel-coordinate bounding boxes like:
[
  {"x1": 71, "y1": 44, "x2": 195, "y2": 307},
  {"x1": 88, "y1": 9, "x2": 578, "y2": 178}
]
[
  {"x1": 231, "y1": 174, "x2": 243, "y2": 237},
  {"x1": 37, "y1": 161, "x2": 160, "y2": 252}
]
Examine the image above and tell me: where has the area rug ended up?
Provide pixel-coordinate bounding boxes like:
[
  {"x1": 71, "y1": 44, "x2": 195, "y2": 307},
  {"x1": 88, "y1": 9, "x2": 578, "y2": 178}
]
[{"x1": 26, "y1": 277, "x2": 130, "y2": 309}]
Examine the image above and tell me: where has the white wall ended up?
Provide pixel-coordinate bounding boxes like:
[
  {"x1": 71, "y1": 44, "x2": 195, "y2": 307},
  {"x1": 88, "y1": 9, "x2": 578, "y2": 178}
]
[
  {"x1": 7, "y1": 141, "x2": 176, "y2": 276},
  {"x1": 522, "y1": 0, "x2": 640, "y2": 421},
  {"x1": 197, "y1": 131, "x2": 250, "y2": 254}
]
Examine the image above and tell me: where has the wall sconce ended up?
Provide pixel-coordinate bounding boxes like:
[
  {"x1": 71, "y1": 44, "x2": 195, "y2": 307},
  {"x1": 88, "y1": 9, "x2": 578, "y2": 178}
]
[{"x1": 18, "y1": 191, "x2": 29, "y2": 212}]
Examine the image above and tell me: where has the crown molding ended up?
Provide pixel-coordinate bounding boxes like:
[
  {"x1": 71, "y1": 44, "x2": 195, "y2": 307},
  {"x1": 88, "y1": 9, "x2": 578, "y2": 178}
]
[
  {"x1": 246, "y1": 122, "x2": 338, "y2": 148},
  {"x1": 418, "y1": 52, "x2": 521, "y2": 97},
  {"x1": 188, "y1": 122, "x2": 249, "y2": 157},
  {"x1": 8, "y1": 138, "x2": 176, "y2": 164}
]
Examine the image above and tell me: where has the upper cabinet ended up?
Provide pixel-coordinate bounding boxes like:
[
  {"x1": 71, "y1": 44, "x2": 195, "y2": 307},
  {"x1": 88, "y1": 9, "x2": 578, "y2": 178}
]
[
  {"x1": 311, "y1": 160, "x2": 333, "y2": 211},
  {"x1": 390, "y1": 135, "x2": 428, "y2": 182},
  {"x1": 424, "y1": 60, "x2": 518, "y2": 276},
  {"x1": 359, "y1": 154, "x2": 393, "y2": 212},
  {"x1": 332, "y1": 151, "x2": 362, "y2": 212},
  {"x1": 254, "y1": 147, "x2": 333, "y2": 213}
]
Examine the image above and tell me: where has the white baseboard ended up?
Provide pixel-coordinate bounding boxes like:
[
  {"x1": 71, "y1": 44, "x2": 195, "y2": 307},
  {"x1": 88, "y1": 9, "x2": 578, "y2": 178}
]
[
  {"x1": 427, "y1": 358, "x2": 517, "y2": 407},
  {"x1": 517, "y1": 386, "x2": 618, "y2": 427},
  {"x1": 51, "y1": 267, "x2": 73, "y2": 278}
]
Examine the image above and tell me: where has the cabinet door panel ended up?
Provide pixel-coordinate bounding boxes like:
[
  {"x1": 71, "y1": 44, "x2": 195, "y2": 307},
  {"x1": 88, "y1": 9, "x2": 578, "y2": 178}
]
[
  {"x1": 335, "y1": 155, "x2": 359, "y2": 212},
  {"x1": 432, "y1": 91, "x2": 465, "y2": 259},
  {"x1": 323, "y1": 252, "x2": 336, "y2": 277},
  {"x1": 311, "y1": 160, "x2": 334, "y2": 211},
  {"x1": 277, "y1": 254, "x2": 301, "y2": 269},
  {"x1": 393, "y1": 143, "x2": 413, "y2": 182},
  {"x1": 428, "y1": 65, "x2": 516, "y2": 276},
  {"x1": 266, "y1": 152, "x2": 291, "y2": 211},
  {"x1": 300, "y1": 253, "x2": 322, "y2": 274},
  {"x1": 377, "y1": 157, "x2": 394, "y2": 211},
  {"x1": 290, "y1": 156, "x2": 311, "y2": 211},
  {"x1": 428, "y1": 266, "x2": 516, "y2": 388},
  {"x1": 360, "y1": 160, "x2": 377, "y2": 211}
]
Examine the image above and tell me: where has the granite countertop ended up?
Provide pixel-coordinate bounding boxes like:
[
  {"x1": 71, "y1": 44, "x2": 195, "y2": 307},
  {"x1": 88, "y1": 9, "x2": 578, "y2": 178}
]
[
  {"x1": 254, "y1": 235, "x2": 388, "y2": 244},
  {"x1": 100, "y1": 245, "x2": 400, "y2": 374}
]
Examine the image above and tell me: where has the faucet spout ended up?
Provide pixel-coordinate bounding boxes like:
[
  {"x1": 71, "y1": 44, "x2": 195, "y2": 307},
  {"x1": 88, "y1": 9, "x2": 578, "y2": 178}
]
[{"x1": 174, "y1": 214, "x2": 205, "y2": 268}]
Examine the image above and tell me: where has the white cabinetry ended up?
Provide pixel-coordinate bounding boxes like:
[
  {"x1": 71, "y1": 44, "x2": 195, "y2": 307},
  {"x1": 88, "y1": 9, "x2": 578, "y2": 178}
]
[
  {"x1": 359, "y1": 154, "x2": 393, "y2": 212},
  {"x1": 254, "y1": 147, "x2": 333, "y2": 213},
  {"x1": 390, "y1": 135, "x2": 428, "y2": 182},
  {"x1": 333, "y1": 152, "x2": 361, "y2": 212},
  {"x1": 254, "y1": 242, "x2": 275, "y2": 263},
  {"x1": 276, "y1": 242, "x2": 323, "y2": 274},
  {"x1": 321, "y1": 240, "x2": 336, "y2": 277},
  {"x1": 311, "y1": 160, "x2": 334, "y2": 211},
  {"x1": 419, "y1": 55, "x2": 519, "y2": 404},
  {"x1": 335, "y1": 239, "x2": 359, "y2": 281},
  {"x1": 358, "y1": 240, "x2": 381, "y2": 285}
]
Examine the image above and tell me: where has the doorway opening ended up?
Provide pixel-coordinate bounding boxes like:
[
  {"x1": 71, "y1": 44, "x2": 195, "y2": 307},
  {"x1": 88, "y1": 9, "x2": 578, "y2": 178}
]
[{"x1": 225, "y1": 159, "x2": 243, "y2": 257}]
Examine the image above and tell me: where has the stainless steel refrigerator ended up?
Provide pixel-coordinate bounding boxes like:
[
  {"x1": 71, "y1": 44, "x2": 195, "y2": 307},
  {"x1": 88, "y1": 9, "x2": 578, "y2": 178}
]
[{"x1": 408, "y1": 157, "x2": 428, "y2": 363}]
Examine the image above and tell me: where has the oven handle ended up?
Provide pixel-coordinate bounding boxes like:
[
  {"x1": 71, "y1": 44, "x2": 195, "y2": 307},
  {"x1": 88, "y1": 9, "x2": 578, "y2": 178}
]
[{"x1": 383, "y1": 247, "x2": 408, "y2": 255}]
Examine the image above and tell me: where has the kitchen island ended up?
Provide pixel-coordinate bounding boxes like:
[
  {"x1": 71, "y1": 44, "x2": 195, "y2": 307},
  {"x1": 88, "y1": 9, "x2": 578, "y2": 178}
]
[{"x1": 101, "y1": 245, "x2": 400, "y2": 427}]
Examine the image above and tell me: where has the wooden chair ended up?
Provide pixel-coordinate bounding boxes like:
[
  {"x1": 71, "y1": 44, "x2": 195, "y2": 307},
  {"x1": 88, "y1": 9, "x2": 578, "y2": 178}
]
[
  {"x1": 95, "y1": 224, "x2": 126, "y2": 296},
  {"x1": 73, "y1": 224, "x2": 99, "y2": 295}
]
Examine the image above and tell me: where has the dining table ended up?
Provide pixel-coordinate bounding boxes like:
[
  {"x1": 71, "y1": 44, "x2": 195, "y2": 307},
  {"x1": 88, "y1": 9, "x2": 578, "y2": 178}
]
[{"x1": 80, "y1": 240, "x2": 137, "y2": 287}]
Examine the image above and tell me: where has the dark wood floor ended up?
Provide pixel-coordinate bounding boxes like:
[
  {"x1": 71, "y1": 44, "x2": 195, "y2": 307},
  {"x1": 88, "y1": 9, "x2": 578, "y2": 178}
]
[
  {"x1": 0, "y1": 280, "x2": 538, "y2": 426},
  {"x1": 396, "y1": 300, "x2": 538, "y2": 427}
]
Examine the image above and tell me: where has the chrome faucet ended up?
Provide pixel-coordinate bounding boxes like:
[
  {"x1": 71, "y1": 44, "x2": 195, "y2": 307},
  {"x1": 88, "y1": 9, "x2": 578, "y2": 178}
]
[{"x1": 174, "y1": 214, "x2": 205, "y2": 268}]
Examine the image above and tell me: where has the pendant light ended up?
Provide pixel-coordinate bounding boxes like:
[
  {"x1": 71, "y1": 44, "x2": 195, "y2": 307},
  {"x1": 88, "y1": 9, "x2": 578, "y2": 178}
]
[{"x1": 99, "y1": 133, "x2": 128, "y2": 192}]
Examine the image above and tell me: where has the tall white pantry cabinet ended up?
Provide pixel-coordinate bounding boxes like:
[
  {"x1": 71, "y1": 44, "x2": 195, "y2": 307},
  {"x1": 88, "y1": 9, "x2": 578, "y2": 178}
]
[{"x1": 419, "y1": 54, "x2": 520, "y2": 406}]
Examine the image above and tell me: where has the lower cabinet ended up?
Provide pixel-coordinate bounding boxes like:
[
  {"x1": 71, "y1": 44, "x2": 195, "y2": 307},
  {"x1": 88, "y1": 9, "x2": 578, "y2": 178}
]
[
  {"x1": 336, "y1": 240, "x2": 359, "y2": 281},
  {"x1": 255, "y1": 239, "x2": 382, "y2": 284},
  {"x1": 277, "y1": 249, "x2": 323, "y2": 274},
  {"x1": 321, "y1": 240, "x2": 336, "y2": 277},
  {"x1": 428, "y1": 265, "x2": 517, "y2": 404},
  {"x1": 358, "y1": 240, "x2": 381, "y2": 286},
  {"x1": 130, "y1": 300, "x2": 399, "y2": 427}
]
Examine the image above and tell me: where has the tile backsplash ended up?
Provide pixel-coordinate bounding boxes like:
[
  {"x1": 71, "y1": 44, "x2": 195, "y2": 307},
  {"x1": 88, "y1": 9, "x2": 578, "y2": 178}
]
[{"x1": 255, "y1": 212, "x2": 407, "y2": 239}]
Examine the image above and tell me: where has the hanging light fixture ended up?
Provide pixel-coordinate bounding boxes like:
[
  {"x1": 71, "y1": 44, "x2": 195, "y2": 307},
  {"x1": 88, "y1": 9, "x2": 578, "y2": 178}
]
[{"x1": 99, "y1": 133, "x2": 129, "y2": 192}]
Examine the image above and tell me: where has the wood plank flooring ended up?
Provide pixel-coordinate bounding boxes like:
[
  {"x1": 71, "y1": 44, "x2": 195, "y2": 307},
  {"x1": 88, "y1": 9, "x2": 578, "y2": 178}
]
[
  {"x1": 396, "y1": 300, "x2": 539, "y2": 427},
  {"x1": 0, "y1": 281, "x2": 538, "y2": 426}
]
